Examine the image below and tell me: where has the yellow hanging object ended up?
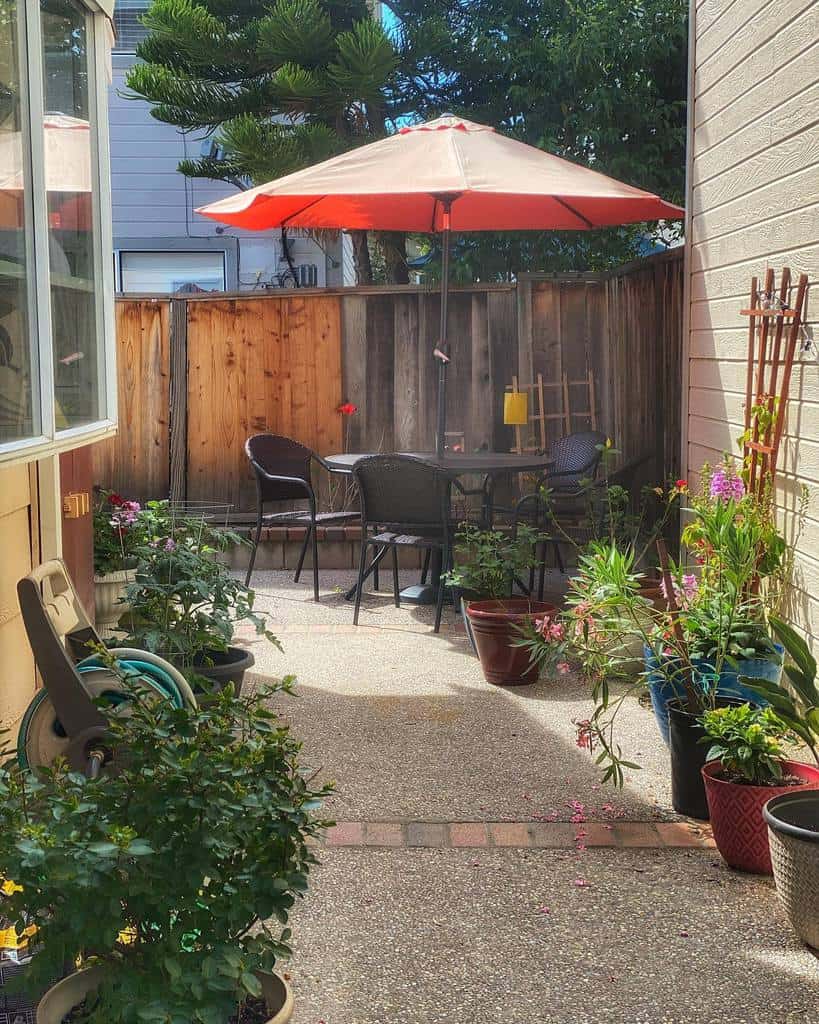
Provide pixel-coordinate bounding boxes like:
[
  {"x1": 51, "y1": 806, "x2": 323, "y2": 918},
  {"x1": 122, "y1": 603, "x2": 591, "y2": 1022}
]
[{"x1": 504, "y1": 390, "x2": 528, "y2": 426}]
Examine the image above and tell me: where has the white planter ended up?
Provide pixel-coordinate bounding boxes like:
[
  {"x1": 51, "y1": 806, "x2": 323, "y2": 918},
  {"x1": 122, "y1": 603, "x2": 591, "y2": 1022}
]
[{"x1": 94, "y1": 569, "x2": 135, "y2": 630}]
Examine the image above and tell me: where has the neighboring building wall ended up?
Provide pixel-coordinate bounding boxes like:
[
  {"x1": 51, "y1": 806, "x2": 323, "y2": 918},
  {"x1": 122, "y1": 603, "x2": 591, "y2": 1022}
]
[
  {"x1": 0, "y1": 464, "x2": 36, "y2": 731},
  {"x1": 108, "y1": 47, "x2": 345, "y2": 290},
  {"x1": 685, "y1": 1, "x2": 819, "y2": 640}
]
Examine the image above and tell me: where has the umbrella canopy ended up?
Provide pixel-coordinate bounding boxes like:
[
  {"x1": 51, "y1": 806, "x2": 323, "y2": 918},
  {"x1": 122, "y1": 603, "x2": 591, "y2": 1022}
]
[
  {"x1": 197, "y1": 115, "x2": 683, "y2": 232},
  {"x1": 197, "y1": 115, "x2": 684, "y2": 455}
]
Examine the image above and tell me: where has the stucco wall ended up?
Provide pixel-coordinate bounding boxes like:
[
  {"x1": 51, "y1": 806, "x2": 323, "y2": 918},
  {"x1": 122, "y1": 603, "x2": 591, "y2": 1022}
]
[
  {"x1": 0, "y1": 464, "x2": 36, "y2": 732},
  {"x1": 685, "y1": 0, "x2": 819, "y2": 642}
]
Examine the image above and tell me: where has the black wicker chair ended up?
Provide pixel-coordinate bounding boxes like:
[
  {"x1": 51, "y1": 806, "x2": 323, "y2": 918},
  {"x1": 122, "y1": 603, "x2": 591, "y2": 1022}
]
[
  {"x1": 245, "y1": 434, "x2": 358, "y2": 600},
  {"x1": 352, "y1": 455, "x2": 454, "y2": 633},
  {"x1": 512, "y1": 430, "x2": 607, "y2": 592}
]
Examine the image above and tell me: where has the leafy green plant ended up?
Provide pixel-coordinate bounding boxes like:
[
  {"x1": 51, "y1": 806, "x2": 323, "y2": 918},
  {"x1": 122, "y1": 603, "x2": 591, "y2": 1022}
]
[
  {"x1": 0, "y1": 676, "x2": 330, "y2": 1024},
  {"x1": 741, "y1": 617, "x2": 819, "y2": 764},
  {"x1": 442, "y1": 524, "x2": 543, "y2": 601},
  {"x1": 93, "y1": 490, "x2": 146, "y2": 576},
  {"x1": 120, "y1": 502, "x2": 279, "y2": 669},
  {"x1": 700, "y1": 704, "x2": 792, "y2": 785}
]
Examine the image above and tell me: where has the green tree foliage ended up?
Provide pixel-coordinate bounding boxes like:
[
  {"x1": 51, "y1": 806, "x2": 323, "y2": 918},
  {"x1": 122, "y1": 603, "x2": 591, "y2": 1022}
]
[
  {"x1": 125, "y1": 0, "x2": 404, "y2": 282},
  {"x1": 387, "y1": 0, "x2": 688, "y2": 277}
]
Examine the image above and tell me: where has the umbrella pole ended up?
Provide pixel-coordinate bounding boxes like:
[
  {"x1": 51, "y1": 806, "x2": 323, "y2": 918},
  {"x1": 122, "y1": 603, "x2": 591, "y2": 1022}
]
[{"x1": 435, "y1": 200, "x2": 453, "y2": 458}]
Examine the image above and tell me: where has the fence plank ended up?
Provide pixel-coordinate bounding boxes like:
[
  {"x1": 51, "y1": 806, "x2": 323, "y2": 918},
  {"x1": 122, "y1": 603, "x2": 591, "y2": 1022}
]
[
  {"x1": 394, "y1": 294, "x2": 420, "y2": 449},
  {"x1": 169, "y1": 298, "x2": 188, "y2": 503},
  {"x1": 93, "y1": 300, "x2": 170, "y2": 498}
]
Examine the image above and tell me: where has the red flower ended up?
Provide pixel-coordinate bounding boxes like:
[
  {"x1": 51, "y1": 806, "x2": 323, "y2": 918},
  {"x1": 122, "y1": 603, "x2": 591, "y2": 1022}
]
[
  {"x1": 675, "y1": 479, "x2": 688, "y2": 490},
  {"x1": 337, "y1": 402, "x2": 358, "y2": 416},
  {"x1": 109, "y1": 493, "x2": 125, "y2": 507}
]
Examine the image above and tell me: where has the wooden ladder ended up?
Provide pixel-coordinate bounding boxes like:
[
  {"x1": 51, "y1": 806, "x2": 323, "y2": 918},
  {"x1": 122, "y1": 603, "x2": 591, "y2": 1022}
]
[{"x1": 740, "y1": 267, "x2": 808, "y2": 496}]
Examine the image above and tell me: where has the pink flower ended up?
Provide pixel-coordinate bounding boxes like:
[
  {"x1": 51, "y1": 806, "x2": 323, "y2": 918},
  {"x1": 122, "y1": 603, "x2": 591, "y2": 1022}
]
[
  {"x1": 710, "y1": 467, "x2": 744, "y2": 502},
  {"x1": 573, "y1": 878, "x2": 590, "y2": 888},
  {"x1": 163, "y1": 538, "x2": 176, "y2": 552},
  {"x1": 557, "y1": 661, "x2": 571, "y2": 675}
]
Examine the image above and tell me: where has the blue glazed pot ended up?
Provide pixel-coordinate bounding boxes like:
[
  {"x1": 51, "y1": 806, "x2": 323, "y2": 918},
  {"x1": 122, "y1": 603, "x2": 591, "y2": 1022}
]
[{"x1": 645, "y1": 644, "x2": 782, "y2": 745}]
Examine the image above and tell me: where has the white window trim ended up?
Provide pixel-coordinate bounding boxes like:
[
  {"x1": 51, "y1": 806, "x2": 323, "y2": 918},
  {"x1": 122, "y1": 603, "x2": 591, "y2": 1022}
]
[{"x1": 0, "y1": 0, "x2": 118, "y2": 466}]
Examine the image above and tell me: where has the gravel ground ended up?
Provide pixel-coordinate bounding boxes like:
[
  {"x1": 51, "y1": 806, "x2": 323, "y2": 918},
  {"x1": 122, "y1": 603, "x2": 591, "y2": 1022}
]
[
  {"x1": 239, "y1": 570, "x2": 676, "y2": 821},
  {"x1": 235, "y1": 571, "x2": 818, "y2": 1023},
  {"x1": 285, "y1": 847, "x2": 819, "y2": 1024}
]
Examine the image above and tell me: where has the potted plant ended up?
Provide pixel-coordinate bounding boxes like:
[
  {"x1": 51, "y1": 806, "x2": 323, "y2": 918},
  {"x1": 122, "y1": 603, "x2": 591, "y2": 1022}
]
[
  {"x1": 747, "y1": 617, "x2": 819, "y2": 946},
  {"x1": 0, "y1": 675, "x2": 330, "y2": 1024},
  {"x1": 443, "y1": 524, "x2": 556, "y2": 685},
  {"x1": 568, "y1": 460, "x2": 793, "y2": 810},
  {"x1": 700, "y1": 704, "x2": 819, "y2": 873},
  {"x1": 93, "y1": 490, "x2": 145, "y2": 631},
  {"x1": 119, "y1": 502, "x2": 279, "y2": 692}
]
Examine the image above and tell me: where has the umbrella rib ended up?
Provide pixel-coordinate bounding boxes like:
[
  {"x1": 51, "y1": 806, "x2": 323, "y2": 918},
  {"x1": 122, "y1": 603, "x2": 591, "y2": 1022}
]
[
  {"x1": 553, "y1": 197, "x2": 595, "y2": 230},
  {"x1": 281, "y1": 195, "x2": 328, "y2": 227}
]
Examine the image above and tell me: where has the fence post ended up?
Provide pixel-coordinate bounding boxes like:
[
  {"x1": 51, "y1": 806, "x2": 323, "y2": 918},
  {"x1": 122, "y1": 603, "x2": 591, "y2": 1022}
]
[{"x1": 169, "y1": 297, "x2": 188, "y2": 504}]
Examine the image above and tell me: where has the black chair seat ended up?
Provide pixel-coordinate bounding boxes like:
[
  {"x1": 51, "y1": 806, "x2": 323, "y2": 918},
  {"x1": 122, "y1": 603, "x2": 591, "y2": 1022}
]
[
  {"x1": 371, "y1": 531, "x2": 446, "y2": 548},
  {"x1": 263, "y1": 510, "x2": 359, "y2": 524}
]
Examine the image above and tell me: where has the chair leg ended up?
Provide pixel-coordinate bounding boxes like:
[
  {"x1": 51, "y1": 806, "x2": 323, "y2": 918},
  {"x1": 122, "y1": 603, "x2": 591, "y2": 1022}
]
[
  {"x1": 373, "y1": 553, "x2": 380, "y2": 591},
  {"x1": 245, "y1": 507, "x2": 263, "y2": 587},
  {"x1": 553, "y1": 539, "x2": 565, "y2": 575},
  {"x1": 293, "y1": 525, "x2": 311, "y2": 583},
  {"x1": 537, "y1": 541, "x2": 547, "y2": 600},
  {"x1": 434, "y1": 543, "x2": 448, "y2": 634},
  {"x1": 392, "y1": 546, "x2": 400, "y2": 607},
  {"x1": 311, "y1": 520, "x2": 320, "y2": 602},
  {"x1": 353, "y1": 540, "x2": 368, "y2": 626},
  {"x1": 420, "y1": 549, "x2": 431, "y2": 585}
]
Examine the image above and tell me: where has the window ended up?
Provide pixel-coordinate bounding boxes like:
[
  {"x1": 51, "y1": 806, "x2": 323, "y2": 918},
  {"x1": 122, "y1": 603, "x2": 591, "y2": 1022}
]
[
  {"x1": 42, "y1": 0, "x2": 102, "y2": 430},
  {"x1": 119, "y1": 251, "x2": 226, "y2": 294},
  {"x1": 0, "y1": 0, "x2": 39, "y2": 444},
  {"x1": 0, "y1": 0, "x2": 114, "y2": 459}
]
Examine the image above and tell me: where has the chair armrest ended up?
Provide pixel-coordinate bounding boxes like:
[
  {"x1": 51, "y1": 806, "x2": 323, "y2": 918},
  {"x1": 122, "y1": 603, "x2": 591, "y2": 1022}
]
[{"x1": 249, "y1": 461, "x2": 314, "y2": 496}]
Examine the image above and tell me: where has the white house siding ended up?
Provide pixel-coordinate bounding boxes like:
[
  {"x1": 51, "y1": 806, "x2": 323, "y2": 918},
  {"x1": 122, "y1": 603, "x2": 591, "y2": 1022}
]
[
  {"x1": 685, "y1": 0, "x2": 819, "y2": 642},
  {"x1": 108, "y1": 54, "x2": 345, "y2": 289}
]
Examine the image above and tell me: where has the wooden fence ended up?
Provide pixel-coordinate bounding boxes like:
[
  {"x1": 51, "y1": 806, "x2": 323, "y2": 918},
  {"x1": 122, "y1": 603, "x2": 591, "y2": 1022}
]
[{"x1": 94, "y1": 249, "x2": 683, "y2": 515}]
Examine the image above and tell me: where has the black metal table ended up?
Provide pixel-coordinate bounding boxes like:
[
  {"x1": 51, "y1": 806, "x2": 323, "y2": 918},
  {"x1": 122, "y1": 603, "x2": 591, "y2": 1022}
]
[
  {"x1": 322, "y1": 451, "x2": 555, "y2": 477},
  {"x1": 322, "y1": 451, "x2": 555, "y2": 603}
]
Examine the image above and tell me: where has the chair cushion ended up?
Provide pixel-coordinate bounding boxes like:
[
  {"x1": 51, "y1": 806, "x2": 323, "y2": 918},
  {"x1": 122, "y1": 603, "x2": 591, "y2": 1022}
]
[
  {"x1": 263, "y1": 510, "x2": 359, "y2": 524},
  {"x1": 370, "y1": 531, "x2": 445, "y2": 548}
]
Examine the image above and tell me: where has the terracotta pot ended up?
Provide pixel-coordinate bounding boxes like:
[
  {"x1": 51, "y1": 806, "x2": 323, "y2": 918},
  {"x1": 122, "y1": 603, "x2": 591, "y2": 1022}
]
[
  {"x1": 764, "y1": 790, "x2": 819, "y2": 949},
  {"x1": 703, "y1": 759, "x2": 819, "y2": 874},
  {"x1": 466, "y1": 599, "x2": 557, "y2": 686},
  {"x1": 37, "y1": 965, "x2": 293, "y2": 1024}
]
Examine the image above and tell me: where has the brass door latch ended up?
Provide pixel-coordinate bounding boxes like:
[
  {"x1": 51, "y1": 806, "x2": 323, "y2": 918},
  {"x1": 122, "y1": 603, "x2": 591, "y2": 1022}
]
[{"x1": 63, "y1": 491, "x2": 90, "y2": 519}]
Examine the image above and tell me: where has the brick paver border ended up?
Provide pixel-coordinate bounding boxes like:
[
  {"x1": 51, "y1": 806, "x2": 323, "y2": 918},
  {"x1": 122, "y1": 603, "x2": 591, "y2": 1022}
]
[{"x1": 325, "y1": 821, "x2": 715, "y2": 850}]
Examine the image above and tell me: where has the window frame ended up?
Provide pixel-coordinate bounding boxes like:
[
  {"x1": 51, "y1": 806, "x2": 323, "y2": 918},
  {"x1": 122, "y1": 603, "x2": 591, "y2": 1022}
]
[{"x1": 0, "y1": 0, "x2": 117, "y2": 465}]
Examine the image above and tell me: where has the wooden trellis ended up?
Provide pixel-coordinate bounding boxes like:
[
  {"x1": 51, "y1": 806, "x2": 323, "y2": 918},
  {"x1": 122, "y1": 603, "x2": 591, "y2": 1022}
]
[
  {"x1": 506, "y1": 371, "x2": 597, "y2": 453},
  {"x1": 740, "y1": 267, "x2": 808, "y2": 496}
]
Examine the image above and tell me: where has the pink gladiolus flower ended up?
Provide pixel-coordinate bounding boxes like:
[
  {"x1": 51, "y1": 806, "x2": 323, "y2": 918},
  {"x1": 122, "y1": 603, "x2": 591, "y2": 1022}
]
[
  {"x1": 164, "y1": 538, "x2": 176, "y2": 552},
  {"x1": 710, "y1": 467, "x2": 744, "y2": 502}
]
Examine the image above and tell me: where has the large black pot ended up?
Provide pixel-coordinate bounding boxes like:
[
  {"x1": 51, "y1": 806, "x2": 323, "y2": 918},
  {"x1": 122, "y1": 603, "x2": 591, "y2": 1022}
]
[
  {"x1": 668, "y1": 696, "x2": 751, "y2": 819},
  {"x1": 190, "y1": 646, "x2": 255, "y2": 696}
]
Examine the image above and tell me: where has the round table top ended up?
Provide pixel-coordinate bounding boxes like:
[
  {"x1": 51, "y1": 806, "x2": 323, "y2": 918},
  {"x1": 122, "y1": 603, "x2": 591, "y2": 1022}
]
[{"x1": 321, "y1": 451, "x2": 555, "y2": 476}]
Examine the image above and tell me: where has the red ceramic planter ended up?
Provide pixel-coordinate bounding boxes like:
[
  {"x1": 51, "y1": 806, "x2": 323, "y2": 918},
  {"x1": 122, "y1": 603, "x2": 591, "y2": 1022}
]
[
  {"x1": 466, "y1": 599, "x2": 557, "y2": 686},
  {"x1": 702, "y1": 759, "x2": 819, "y2": 874}
]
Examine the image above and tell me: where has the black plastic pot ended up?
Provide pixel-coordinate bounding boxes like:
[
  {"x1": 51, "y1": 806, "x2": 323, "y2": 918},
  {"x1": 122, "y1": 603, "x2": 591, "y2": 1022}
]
[
  {"x1": 668, "y1": 696, "x2": 751, "y2": 819},
  {"x1": 190, "y1": 646, "x2": 255, "y2": 696}
]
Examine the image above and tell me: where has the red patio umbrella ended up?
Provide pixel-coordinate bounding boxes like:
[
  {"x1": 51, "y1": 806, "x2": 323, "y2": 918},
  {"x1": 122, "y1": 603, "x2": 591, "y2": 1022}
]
[{"x1": 198, "y1": 115, "x2": 684, "y2": 454}]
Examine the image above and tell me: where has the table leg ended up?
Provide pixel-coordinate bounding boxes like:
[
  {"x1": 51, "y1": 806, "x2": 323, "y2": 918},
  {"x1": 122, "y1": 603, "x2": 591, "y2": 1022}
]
[{"x1": 344, "y1": 544, "x2": 391, "y2": 602}]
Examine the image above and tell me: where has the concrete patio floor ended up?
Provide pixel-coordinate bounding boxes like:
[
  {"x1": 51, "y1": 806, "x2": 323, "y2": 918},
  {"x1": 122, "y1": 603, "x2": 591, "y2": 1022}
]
[{"x1": 237, "y1": 570, "x2": 819, "y2": 1023}]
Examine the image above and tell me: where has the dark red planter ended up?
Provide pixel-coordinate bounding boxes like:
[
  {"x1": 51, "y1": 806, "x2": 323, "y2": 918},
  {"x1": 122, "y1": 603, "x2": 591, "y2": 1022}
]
[
  {"x1": 466, "y1": 599, "x2": 557, "y2": 686},
  {"x1": 702, "y1": 759, "x2": 819, "y2": 874}
]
